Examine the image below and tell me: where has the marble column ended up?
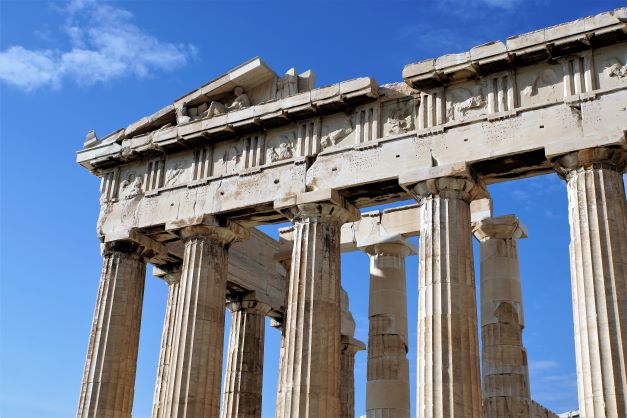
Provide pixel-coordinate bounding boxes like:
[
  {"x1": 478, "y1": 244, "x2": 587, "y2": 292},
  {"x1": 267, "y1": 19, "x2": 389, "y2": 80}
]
[
  {"x1": 362, "y1": 238, "x2": 412, "y2": 418},
  {"x1": 275, "y1": 199, "x2": 358, "y2": 418},
  {"x1": 410, "y1": 177, "x2": 483, "y2": 418},
  {"x1": 340, "y1": 288, "x2": 366, "y2": 418},
  {"x1": 341, "y1": 336, "x2": 366, "y2": 418},
  {"x1": 221, "y1": 298, "x2": 271, "y2": 418},
  {"x1": 77, "y1": 240, "x2": 147, "y2": 418},
  {"x1": 151, "y1": 268, "x2": 181, "y2": 418},
  {"x1": 554, "y1": 147, "x2": 627, "y2": 418},
  {"x1": 163, "y1": 224, "x2": 242, "y2": 418},
  {"x1": 473, "y1": 215, "x2": 531, "y2": 418}
]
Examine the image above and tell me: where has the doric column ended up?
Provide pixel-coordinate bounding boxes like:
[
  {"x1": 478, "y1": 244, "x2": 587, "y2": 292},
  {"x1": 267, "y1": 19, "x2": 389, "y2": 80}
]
[
  {"x1": 77, "y1": 240, "x2": 147, "y2": 418},
  {"x1": 151, "y1": 267, "x2": 181, "y2": 418},
  {"x1": 473, "y1": 215, "x2": 531, "y2": 418},
  {"x1": 275, "y1": 195, "x2": 359, "y2": 418},
  {"x1": 361, "y1": 237, "x2": 412, "y2": 418},
  {"x1": 221, "y1": 298, "x2": 271, "y2": 418},
  {"x1": 340, "y1": 288, "x2": 366, "y2": 418},
  {"x1": 554, "y1": 146, "x2": 627, "y2": 418},
  {"x1": 409, "y1": 176, "x2": 484, "y2": 418},
  {"x1": 163, "y1": 221, "x2": 246, "y2": 418},
  {"x1": 341, "y1": 336, "x2": 366, "y2": 418}
]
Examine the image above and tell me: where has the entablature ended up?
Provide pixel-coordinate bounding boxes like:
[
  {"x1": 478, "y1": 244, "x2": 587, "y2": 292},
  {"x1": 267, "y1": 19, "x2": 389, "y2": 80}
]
[
  {"x1": 78, "y1": 74, "x2": 379, "y2": 172},
  {"x1": 402, "y1": 8, "x2": 627, "y2": 90}
]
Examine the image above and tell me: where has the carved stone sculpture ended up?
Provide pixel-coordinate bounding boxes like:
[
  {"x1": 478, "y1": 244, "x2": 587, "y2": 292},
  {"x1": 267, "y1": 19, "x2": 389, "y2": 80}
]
[
  {"x1": 275, "y1": 68, "x2": 298, "y2": 99},
  {"x1": 522, "y1": 68, "x2": 559, "y2": 97},
  {"x1": 604, "y1": 57, "x2": 627, "y2": 78},
  {"x1": 176, "y1": 106, "x2": 191, "y2": 124},
  {"x1": 165, "y1": 163, "x2": 184, "y2": 186},
  {"x1": 120, "y1": 173, "x2": 143, "y2": 199},
  {"x1": 204, "y1": 87, "x2": 251, "y2": 119},
  {"x1": 321, "y1": 117, "x2": 353, "y2": 150},
  {"x1": 447, "y1": 86, "x2": 486, "y2": 120},
  {"x1": 386, "y1": 105, "x2": 414, "y2": 135}
]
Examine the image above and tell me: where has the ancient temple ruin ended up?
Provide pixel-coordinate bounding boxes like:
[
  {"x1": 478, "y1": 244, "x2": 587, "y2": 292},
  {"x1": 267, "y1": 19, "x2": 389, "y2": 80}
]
[{"x1": 76, "y1": 8, "x2": 626, "y2": 418}]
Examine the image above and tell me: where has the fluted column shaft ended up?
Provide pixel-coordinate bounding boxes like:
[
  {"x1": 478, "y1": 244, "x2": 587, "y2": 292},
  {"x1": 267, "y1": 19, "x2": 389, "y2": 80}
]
[
  {"x1": 341, "y1": 338, "x2": 364, "y2": 418},
  {"x1": 412, "y1": 177, "x2": 483, "y2": 418},
  {"x1": 474, "y1": 215, "x2": 531, "y2": 418},
  {"x1": 151, "y1": 271, "x2": 181, "y2": 418},
  {"x1": 364, "y1": 242, "x2": 411, "y2": 418},
  {"x1": 555, "y1": 147, "x2": 627, "y2": 418},
  {"x1": 275, "y1": 202, "x2": 356, "y2": 418},
  {"x1": 163, "y1": 225, "x2": 239, "y2": 418},
  {"x1": 77, "y1": 241, "x2": 147, "y2": 418},
  {"x1": 221, "y1": 299, "x2": 271, "y2": 418}
]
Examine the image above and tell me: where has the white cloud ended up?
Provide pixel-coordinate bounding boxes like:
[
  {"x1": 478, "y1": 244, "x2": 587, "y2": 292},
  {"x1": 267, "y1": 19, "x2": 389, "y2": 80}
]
[
  {"x1": 529, "y1": 359, "x2": 559, "y2": 371},
  {"x1": 0, "y1": 0, "x2": 196, "y2": 91},
  {"x1": 479, "y1": 0, "x2": 521, "y2": 8},
  {"x1": 528, "y1": 359, "x2": 578, "y2": 412},
  {"x1": 444, "y1": 0, "x2": 523, "y2": 10}
]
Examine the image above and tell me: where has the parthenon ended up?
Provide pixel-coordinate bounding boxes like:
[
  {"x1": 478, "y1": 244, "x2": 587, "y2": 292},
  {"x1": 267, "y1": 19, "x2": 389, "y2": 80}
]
[{"x1": 76, "y1": 8, "x2": 626, "y2": 418}]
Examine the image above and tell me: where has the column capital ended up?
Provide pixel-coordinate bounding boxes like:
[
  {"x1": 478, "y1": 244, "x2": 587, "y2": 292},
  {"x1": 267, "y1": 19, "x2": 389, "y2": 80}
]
[
  {"x1": 472, "y1": 215, "x2": 528, "y2": 242},
  {"x1": 358, "y1": 233, "x2": 416, "y2": 256},
  {"x1": 153, "y1": 264, "x2": 182, "y2": 285},
  {"x1": 166, "y1": 215, "x2": 249, "y2": 245},
  {"x1": 412, "y1": 176, "x2": 487, "y2": 204},
  {"x1": 274, "y1": 189, "x2": 360, "y2": 224},
  {"x1": 400, "y1": 162, "x2": 488, "y2": 204},
  {"x1": 226, "y1": 298, "x2": 272, "y2": 315},
  {"x1": 101, "y1": 239, "x2": 147, "y2": 259},
  {"x1": 341, "y1": 335, "x2": 366, "y2": 354},
  {"x1": 553, "y1": 146, "x2": 626, "y2": 180}
]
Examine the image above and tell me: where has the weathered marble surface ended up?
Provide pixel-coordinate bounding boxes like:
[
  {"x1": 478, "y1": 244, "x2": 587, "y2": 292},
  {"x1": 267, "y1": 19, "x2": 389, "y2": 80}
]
[
  {"x1": 274, "y1": 196, "x2": 359, "y2": 418},
  {"x1": 554, "y1": 147, "x2": 627, "y2": 418},
  {"x1": 409, "y1": 175, "x2": 485, "y2": 418},
  {"x1": 75, "y1": 9, "x2": 627, "y2": 418},
  {"x1": 474, "y1": 215, "x2": 532, "y2": 418},
  {"x1": 77, "y1": 242, "x2": 147, "y2": 418},
  {"x1": 362, "y1": 237, "x2": 413, "y2": 418},
  {"x1": 221, "y1": 299, "x2": 271, "y2": 418}
]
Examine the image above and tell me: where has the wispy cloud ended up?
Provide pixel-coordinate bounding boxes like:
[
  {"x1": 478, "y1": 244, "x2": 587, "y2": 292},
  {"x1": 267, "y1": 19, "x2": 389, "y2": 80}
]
[
  {"x1": 529, "y1": 359, "x2": 559, "y2": 372},
  {"x1": 528, "y1": 359, "x2": 579, "y2": 413},
  {"x1": 441, "y1": 0, "x2": 523, "y2": 12},
  {"x1": 396, "y1": 24, "x2": 486, "y2": 57},
  {"x1": 0, "y1": 0, "x2": 196, "y2": 91},
  {"x1": 477, "y1": 0, "x2": 522, "y2": 8}
]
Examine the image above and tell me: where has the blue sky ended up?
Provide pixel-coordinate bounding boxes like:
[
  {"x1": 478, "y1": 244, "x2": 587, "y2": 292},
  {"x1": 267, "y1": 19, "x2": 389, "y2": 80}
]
[{"x1": 1, "y1": 0, "x2": 625, "y2": 417}]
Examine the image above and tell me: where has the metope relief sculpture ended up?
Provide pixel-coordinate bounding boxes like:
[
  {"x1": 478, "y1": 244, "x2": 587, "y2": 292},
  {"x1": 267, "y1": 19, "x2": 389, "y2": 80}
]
[
  {"x1": 597, "y1": 45, "x2": 627, "y2": 90},
  {"x1": 119, "y1": 171, "x2": 144, "y2": 200},
  {"x1": 266, "y1": 128, "x2": 297, "y2": 163},
  {"x1": 605, "y1": 58, "x2": 627, "y2": 78},
  {"x1": 518, "y1": 66, "x2": 562, "y2": 107},
  {"x1": 319, "y1": 114, "x2": 354, "y2": 152},
  {"x1": 383, "y1": 99, "x2": 415, "y2": 135},
  {"x1": 163, "y1": 158, "x2": 191, "y2": 188},
  {"x1": 265, "y1": 129, "x2": 296, "y2": 164},
  {"x1": 217, "y1": 143, "x2": 243, "y2": 176},
  {"x1": 445, "y1": 83, "x2": 488, "y2": 121}
]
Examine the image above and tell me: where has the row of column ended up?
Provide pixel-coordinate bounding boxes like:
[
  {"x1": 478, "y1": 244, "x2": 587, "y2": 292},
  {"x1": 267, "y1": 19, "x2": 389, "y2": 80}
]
[{"x1": 77, "y1": 145, "x2": 626, "y2": 418}]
